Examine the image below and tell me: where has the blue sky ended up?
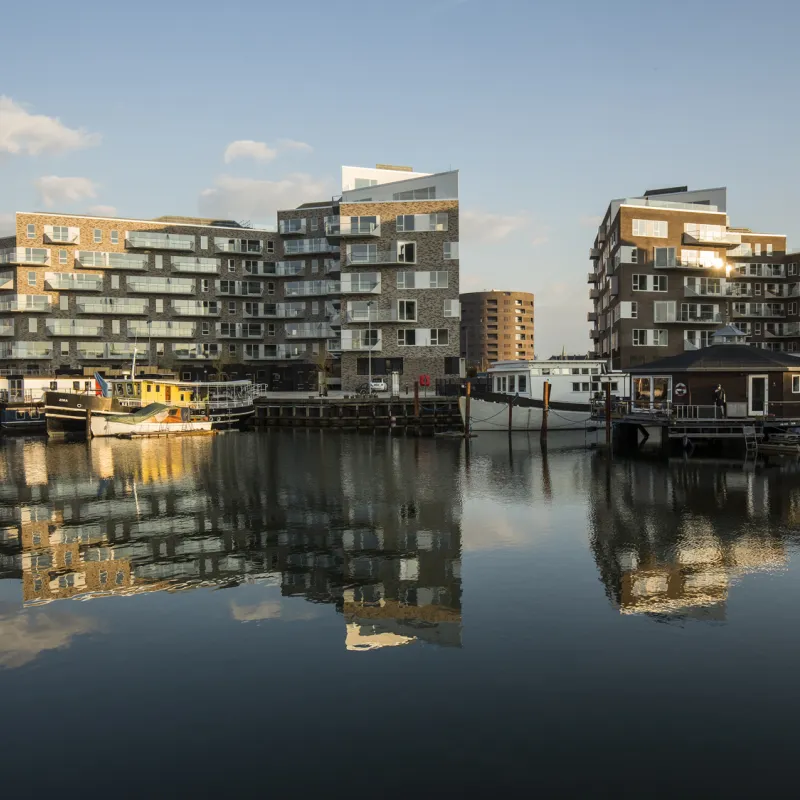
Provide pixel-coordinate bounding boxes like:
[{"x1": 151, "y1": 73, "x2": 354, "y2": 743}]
[{"x1": 3, "y1": 0, "x2": 800, "y2": 356}]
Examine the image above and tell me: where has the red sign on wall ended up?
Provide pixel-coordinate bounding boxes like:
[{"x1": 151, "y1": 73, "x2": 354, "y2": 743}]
[{"x1": 419, "y1": 374, "x2": 431, "y2": 387}]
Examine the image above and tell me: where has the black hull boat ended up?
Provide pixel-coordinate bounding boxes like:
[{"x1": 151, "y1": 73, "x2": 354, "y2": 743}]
[
  {"x1": 43, "y1": 392, "x2": 127, "y2": 437},
  {"x1": 1, "y1": 405, "x2": 47, "y2": 436}
]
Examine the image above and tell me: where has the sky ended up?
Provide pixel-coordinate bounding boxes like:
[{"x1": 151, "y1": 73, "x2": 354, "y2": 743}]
[{"x1": 3, "y1": 0, "x2": 800, "y2": 357}]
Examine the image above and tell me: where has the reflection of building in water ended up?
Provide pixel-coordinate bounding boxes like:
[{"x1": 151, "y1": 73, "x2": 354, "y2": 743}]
[
  {"x1": 589, "y1": 458, "x2": 797, "y2": 621},
  {"x1": 0, "y1": 434, "x2": 462, "y2": 648}
]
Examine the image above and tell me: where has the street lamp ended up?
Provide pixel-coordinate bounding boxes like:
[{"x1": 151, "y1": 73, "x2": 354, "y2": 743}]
[{"x1": 367, "y1": 300, "x2": 374, "y2": 388}]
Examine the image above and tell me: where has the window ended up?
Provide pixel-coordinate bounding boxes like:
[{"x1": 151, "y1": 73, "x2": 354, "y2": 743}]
[
  {"x1": 632, "y1": 274, "x2": 648, "y2": 291},
  {"x1": 653, "y1": 330, "x2": 668, "y2": 346},
  {"x1": 311, "y1": 301, "x2": 319, "y2": 315},
  {"x1": 397, "y1": 242, "x2": 416, "y2": 263},
  {"x1": 201, "y1": 279, "x2": 209, "y2": 292},
  {"x1": 156, "y1": 342, "x2": 165, "y2": 356},
  {"x1": 267, "y1": 323, "x2": 275, "y2": 336},
  {"x1": 444, "y1": 242, "x2": 459, "y2": 260},
  {"x1": 767, "y1": 243, "x2": 773, "y2": 256},
  {"x1": 754, "y1": 283, "x2": 762, "y2": 296},
  {"x1": 201, "y1": 322, "x2": 210, "y2": 335},
  {"x1": 29, "y1": 318, "x2": 37, "y2": 333},
  {"x1": 518, "y1": 375, "x2": 527, "y2": 392},
  {"x1": 267, "y1": 282, "x2": 275, "y2": 295},
  {"x1": 228, "y1": 259, "x2": 235, "y2": 273},
  {"x1": 266, "y1": 241, "x2": 274, "y2": 254},
  {"x1": 653, "y1": 275, "x2": 667, "y2": 292},
  {"x1": 228, "y1": 344, "x2": 237, "y2": 356},
  {"x1": 355, "y1": 178, "x2": 379, "y2": 189},
  {"x1": 654, "y1": 247, "x2": 676, "y2": 268},
  {"x1": 393, "y1": 187, "x2": 435, "y2": 201},
  {"x1": 633, "y1": 329, "x2": 647, "y2": 346},
  {"x1": 398, "y1": 329, "x2": 416, "y2": 346},
  {"x1": 154, "y1": 255, "x2": 163, "y2": 269},
  {"x1": 110, "y1": 230, "x2": 119, "y2": 244},
  {"x1": 26, "y1": 223, "x2": 35, "y2": 238},
  {"x1": 228, "y1": 301, "x2": 236, "y2": 314},
  {"x1": 632, "y1": 219, "x2": 668, "y2": 238},
  {"x1": 311, "y1": 259, "x2": 319, "y2": 274},
  {"x1": 430, "y1": 271, "x2": 448, "y2": 288},
  {"x1": 444, "y1": 299, "x2": 460, "y2": 318},
  {"x1": 93, "y1": 228, "x2": 102, "y2": 243},
  {"x1": 793, "y1": 375, "x2": 800, "y2": 393},
  {"x1": 397, "y1": 272, "x2": 415, "y2": 289},
  {"x1": 790, "y1": 302, "x2": 798, "y2": 316},
  {"x1": 631, "y1": 301, "x2": 638, "y2": 319},
  {"x1": 59, "y1": 249, "x2": 67, "y2": 264},
  {"x1": 755, "y1": 243, "x2": 762, "y2": 256},
  {"x1": 310, "y1": 218, "x2": 318, "y2": 232},
  {"x1": 60, "y1": 342, "x2": 69, "y2": 356},
  {"x1": 111, "y1": 319, "x2": 120, "y2": 334},
  {"x1": 201, "y1": 236, "x2": 209, "y2": 250},
  {"x1": 431, "y1": 329, "x2": 448, "y2": 345},
  {"x1": 398, "y1": 300, "x2": 417, "y2": 321},
  {"x1": 27, "y1": 271, "x2": 36, "y2": 287},
  {"x1": 111, "y1": 275, "x2": 119, "y2": 289}
]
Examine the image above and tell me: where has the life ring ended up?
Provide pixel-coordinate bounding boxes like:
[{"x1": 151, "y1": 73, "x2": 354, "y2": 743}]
[{"x1": 674, "y1": 383, "x2": 688, "y2": 398}]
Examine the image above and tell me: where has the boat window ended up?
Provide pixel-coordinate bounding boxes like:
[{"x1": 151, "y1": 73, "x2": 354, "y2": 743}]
[
  {"x1": 509, "y1": 375, "x2": 516, "y2": 393},
  {"x1": 592, "y1": 382, "x2": 599, "y2": 392},
  {"x1": 590, "y1": 368, "x2": 600, "y2": 374},
  {"x1": 156, "y1": 385, "x2": 161, "y2": 393},
  {"x1": 49, "y1": 381, "x2": 57, "y2": 390},
  {"x1": 146, "y1": 383, "x2": 153, "y2": 392},
  {"x1": 85, "y1": 381, "x2": 91, "y2": 390},
  {"x1": 611, "y1": 382, "x2": 619, "y2": 391},
  {"x1": 530, "y1": 369, "x2": 540, "y2": 376},
  {"x1": 572, "y1": 368, "x2": 580, "y2": 375},
  {"x1": 581, "y1": 368, "x2": 589, "y2": 375},
  {"x1": 494, "y1": 376, "x2": 501, "y2": 392},
  {"x1": 169, "y1": 408, "x2": 178, "y2": 415},
  {"x1": 542, "y1": 369, "x2": 550, "y2": 376},
  {"x1": 519, "y1": 375, "x2": 527, "y2": 392},
  {"x1": 633, "y1": 377, "x2": 652, "y2": 408},
  {"x1": 73, "y1": 381, "x2": 80, "y2": 391},
  {"x1": 17, "y1": 410, "x2": 25, "y2": 419}
]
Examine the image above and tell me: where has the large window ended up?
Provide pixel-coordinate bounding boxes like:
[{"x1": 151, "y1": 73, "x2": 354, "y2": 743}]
[
  {"x1": 633, "y1": 219, "x2": 668, "y2": 238},
  {"x1": 652, "y1": 330, "x2": 668, "y2": 346},
  {"x1": 653, "y1": 275, "x2": 668, "y2": 292},
  {"x1": 398, "y1": 329, "x2": 416, "y2": 346},
  {"x1": 398, "y1": 300, "x2": 417, "y2": 321},
  {"x1": 431, "y1": 329, "x2": 448, "y2": 345},
  {"x1": 681, "y1": 249, "x2": 720, "y2": 268},
  {"x1": 632, "y1": 274, "x2": 648, "y2": 291},
  {"x1": 633, "y1": 329, "x2": 647, "y2": 346},
  {"x1": 654, "y1": 247, "x2": 676, "y2": 268},
  {"x1": 393, "y1": 187, "x2": 435, "y2": 201}
]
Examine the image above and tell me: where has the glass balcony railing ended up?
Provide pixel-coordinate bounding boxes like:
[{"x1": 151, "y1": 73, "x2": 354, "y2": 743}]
[
  {"x1": 45, "y1": 273, "x2": 103, "y2": 292},
  {"x1": 283, "y1": 281, "x2": 340, "y2": 297},
  {"x1": 128, "y1": 322, "x2": 197, "y2": 338},
  {"x1": 278, "y1": 220, "x2": 307, "y2": 235},
  {"x1": 45, "y1": 321, "x2": 104, "y2": 337},
  {"x1": 284, "y1": 323, "x2": 336, "y2": 338},
  {"x1": 126, "y1": 232, "x2": 195, "y2": 251},
  {"x1": 0, "y1": 342, "x2": 53, "y2": 359},
  {"x1": 76, "y1": 251, "x2": 148, "y2": 270},
  {"x1": 269, "y1": 261, "x2": 305, "y2": 277},
  {"x1": 126, "y1": 277, "x2": 195, "y2": 294},
  {"x1": 214, "y1": 238, "x2": 263, "y2": 254},
  {"x1": 0, "y1": 321, "x2": 15, "y2": 336},
  {"x1": 75, "y1": 298, "x2": 149, "y2": 315},
  {"x1": 344, "y1": 249, "x2": 412, "y2": 267},
  {"x1": 346, "y1": 309, "x2": 399, "y2": 323},
  {"x1": 172, "y1": 301, "x2": 220, "y2": 317},
  {"x1": 341, "y1": 336, "x2": 382, "y2": 352},
  {"x1": 0, "y1": 295, "x2": 53, "y2": 312},
  {"x1": 0, "y1": 247, "x2": 50, "y2": 265},
  {"x1": 283, "y1": 239, "x2": 339, "y2": 255},
  {"x1": 325, "y1": 219, "x2": 381, "y2": 237},
  {"x1": 171, "y1": 257, "x2": 220, "y2": 274}
]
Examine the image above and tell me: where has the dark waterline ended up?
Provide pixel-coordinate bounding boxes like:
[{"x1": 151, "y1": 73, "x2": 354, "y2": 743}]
[{"x1": 2, "y1": 431, "x2": 800, "y2": 796}]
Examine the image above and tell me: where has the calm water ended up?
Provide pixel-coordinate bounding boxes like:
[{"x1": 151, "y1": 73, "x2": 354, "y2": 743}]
[{"x1": 2, "y1": 431, "x2": 800, "y2": 795}]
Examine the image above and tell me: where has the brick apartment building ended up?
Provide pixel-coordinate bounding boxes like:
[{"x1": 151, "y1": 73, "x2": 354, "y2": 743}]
[
  {"x1": 0, "y1": 165, "x2": 461, "y2": 391},
  {"x1": 588, "y1": 186, "x2": 797, "y2": 369},
  {"x1": 459, "y1": 290, "x2": 535, "y2": 368}
]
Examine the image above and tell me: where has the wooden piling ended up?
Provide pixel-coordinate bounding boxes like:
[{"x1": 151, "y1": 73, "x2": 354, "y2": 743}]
[
  {"x1": 464, "y1": 381, "x2": 471, "y2": 438},
  {"x1": 508, "y1": 394, "x2": 513, "y2": 433},
  {"x1": 540, "y1": 380, "x2": 550, "y2": 445},
  {"x1": 605, "y1": 383, "x2": 612, "y2": 445}
]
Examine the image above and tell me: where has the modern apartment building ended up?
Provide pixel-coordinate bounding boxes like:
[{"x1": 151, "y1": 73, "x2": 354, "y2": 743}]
[
  {"x1": 588, "y1": 186, "x2": 797, "y2": 369},
  {"x1": 0, "y1": 165, "x2": 461, "y2": 390},
  {"x1": 459, "y1": 290, "x2": 535, "y2": 368}
]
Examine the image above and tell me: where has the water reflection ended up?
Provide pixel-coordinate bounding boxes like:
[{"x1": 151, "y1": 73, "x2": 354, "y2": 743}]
[
  {"x1": 589, "y1": 455, "x2": 800, "y2": 621},
  {"x1": 0, "y1": 434, "x2": 462, "y2": 651}
]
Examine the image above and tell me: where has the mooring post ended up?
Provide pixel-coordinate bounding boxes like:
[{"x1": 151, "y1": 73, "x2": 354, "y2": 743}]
[
  {"x1": 540, "y1": 380, "x2": 550, "y2": 445},
  {"x1": 413, "y1": 381, "x2": 420, "y2": 418},
  {"x1": 605, "y1": 383, "x2": 612, "y2": 446},
  {"x1": 464, "y1": 381, "x2": 471, "y2": 438},
  {"x1": 508, "y1": 394, "x2": 513, "y2": 434}
]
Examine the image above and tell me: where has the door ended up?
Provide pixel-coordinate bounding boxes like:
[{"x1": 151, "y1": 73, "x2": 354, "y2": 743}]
[
  {"x1": 748, "y1": 375, "x2": 768, "y2": 416},
  {"x1": 164, "y1": 385, "x2": 172, "y2": 402}
]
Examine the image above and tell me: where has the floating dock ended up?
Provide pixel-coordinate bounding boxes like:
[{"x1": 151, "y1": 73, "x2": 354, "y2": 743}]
[{"x1": 254, "y1": 396, "x2": 462, "y2": 434}]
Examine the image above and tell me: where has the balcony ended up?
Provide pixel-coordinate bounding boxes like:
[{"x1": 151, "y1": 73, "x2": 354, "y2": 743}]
[
  {"x1": 587, "y1": 311, "x2": 597, "y2": 323},
  {"x1": 270, "y1": 261, "x2": 305, "y2": 277},
  {"x1": 589, "y1": 288, "x2": 600, "y2": 299},
  {"x1": 126, "y1": 232, "x2": 195, "y2": 251},
  {"x1": 765, "y1": 323, "x2": 800, "y2": 338},
  {"x1": 683, "y1": 339, "x2": 703, "y2": 351},
  {"x1": 45, "y1": 320, "x2": 104, "y2": 337},
  {"x1": 0, "y1": 271, "x2": 12, "y2": 290},
  {"x1": 325, "y1": 218, "x2": 381, "y2": 237},
  {"x1": 0, "y1": 247, "x2": 50, "y2": 265},
  {"x1": 284, "y1": 323, "x2": 336, "y2": 338},
  {"x1": 44, "y1": 226, "x2": 80, "y2": 245},
  {"x1": 732, "y1": 306, "x2": 786, "y2": 318},
  {"x1": 327, "y1": 339, "x2": 342, "y2": 353},
  {"x1": 283, "y1": 281, "x2": 340, "y2": 297},
  {"x1": 341, "y1": 275, "x2": 380, "y2": 294},
  {"x1": 341, "y1": 335, "x2": 382, "y2": 352},
  {"x1": 172, "y1": 300, "x2": 220, "y2": 317},
  {"x1": 684, "y1": 284, "x2": 723, "y2": 298},
  {"x1": 678, "y1": 312, "x2": 724, "y2": 324},
  {"x1": 76, "y1": 298, "x2": 148, "y2": 315},
  {"x1": 216, "y1": 323, "x2": 264, "y2": 339},
  {"x1": 214, "y1": 238, "x2": 264, "y2": 254},
  {"x1": 346, "y1": 309, "x2": 399, "y2": 323},
  {"x1": 323, "y1": 258, "x2": 341, "y2": 275},
  {"x1": 682, "y1": 230, "x2": 741, "y2": 248},
  {"x1": 283, "y1": 239, "x2": 339, "y2": 256},
  {"x1": 0, "y1": 320, "x2": 13, "y2": 337},
  {"x1": 589, "y1": 329, "x2": 601, "y2": 340},
  {"x1": 45, "y1": 272, "x2": 103, "y2": 292},
  {"x1": 276, "y1": 344, "x2": 306, "y2": 360},
  {"x1": 78, "y1": 343, "x2": 140, "y2": 360},
  {"x1": 172, "y1": 344, "x2": 219, "y2": 361},
  {"x1": 724, "y1": 285, "x2": 753, "y2": 297},
  {"x1": 215, "y1": 281, "x2": 263, "y2": 297},
  {"x1": 126, "y1": 277, "x2": 195, "y2": 295},
  {"x1": 172, "y1": 257, "x2": 220, "y2": 274},
  {"x1": 0, "y1": 295, "x2": 52, "y2": 312},
  {"x1": 343, "y1": 248, "x2": 414, "y2": 267},
  {"x1": 128, "y1": 322, "x2": 196, "y2": 338},
  {"x1": 279, "y1": 219, "x2": 307, "y2": 236},
  {"x1": 589, "y1": 248, "x2": 600, "y2": 260},
  {"x1": 0, "y1": 343, "x2": 53, "y2": 359},
  {"x1": 587, "y1": 272, "x2": 599, "y2": 284},
  {"x1": 75, "y1": 251, "x2": 148, "y2": 270},
  {"x1": 764, "y1": 287, "x2": 787, "y2": 299}
]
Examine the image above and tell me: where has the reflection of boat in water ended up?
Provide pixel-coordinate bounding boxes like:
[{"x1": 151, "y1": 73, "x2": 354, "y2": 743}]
[
  {"x1": 90, "y1": 403, "x2": 214, "y2": 438},
  {"x1": 461, "y1": 359, "x2": 628, "y2": 431},
  {"x1": 45, "y1": 373, "x2": 255, "y2": 437}
]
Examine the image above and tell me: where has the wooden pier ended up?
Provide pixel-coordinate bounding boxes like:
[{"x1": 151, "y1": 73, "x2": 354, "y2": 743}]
[{"x1": 254, "y1": 395, "x2": 463, "y2": 434}]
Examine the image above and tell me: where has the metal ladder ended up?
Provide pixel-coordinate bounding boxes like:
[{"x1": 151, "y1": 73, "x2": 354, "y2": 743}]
[{"x1": 743, "y1": 425, "x2": 758, "y2": 456}]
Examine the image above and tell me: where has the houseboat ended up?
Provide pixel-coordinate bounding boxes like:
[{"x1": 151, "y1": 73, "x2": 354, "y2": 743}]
[
  {"x1": 90, "y1": 403, "x2": 214, "y2": 438},
  {"x1": 0, "y1": 374, "x2": 94, "y2": 436},
  {"x1": 460, "y1": 358, "x2": 629, "y2": 431},
  {"x1": 44, "y1": 374, "x2": 255, "y2": 437}
]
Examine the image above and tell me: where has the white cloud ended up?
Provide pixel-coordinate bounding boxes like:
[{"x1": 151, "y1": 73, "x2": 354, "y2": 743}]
[
  {"x1": 0, "y1": 96, "x2": 101, "y2": 156},
  {"x1": 36, "y1": 175, "x2": 98, "y2": 208},
  {"x1": 88, "y1": 204, "x2": 117, "y2": 216},
  {"x1": 460, "y1": 209, "x2": 532, "y2": 243},
  {"x1": 277, "y1": 138, "x2": 313, "y2": 152},
  {"x1": 223, "y1": 140, "x2": 278, "y2": 165},
  {"x1": 199, "y1": 173, "x2": 335, "y2": 222},
  {"x1": 0, "y1": 606, "x2": 98, "y2": 670}
]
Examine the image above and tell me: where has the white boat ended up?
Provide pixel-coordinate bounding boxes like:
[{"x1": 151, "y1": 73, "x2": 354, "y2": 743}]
[
  {"x1": 90, "y1": 403, "x2": 213, "y2": 438},
  {"x1": 460, "y1": 358, "x2": 629, "y2": 432}
]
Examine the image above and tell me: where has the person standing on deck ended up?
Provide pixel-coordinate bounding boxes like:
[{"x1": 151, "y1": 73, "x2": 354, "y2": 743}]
[{"x1": 713, "y1": 384, "x2": 727, "y2": 418}]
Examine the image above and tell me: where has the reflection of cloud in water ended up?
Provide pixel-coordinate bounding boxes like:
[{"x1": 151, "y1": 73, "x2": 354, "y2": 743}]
[
  {"x1": 230, "y1": 599, "x2": 323, "y2": 623},
  {"x1": 0, "y1": 605, "x2": 98, "y2": 669}
]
